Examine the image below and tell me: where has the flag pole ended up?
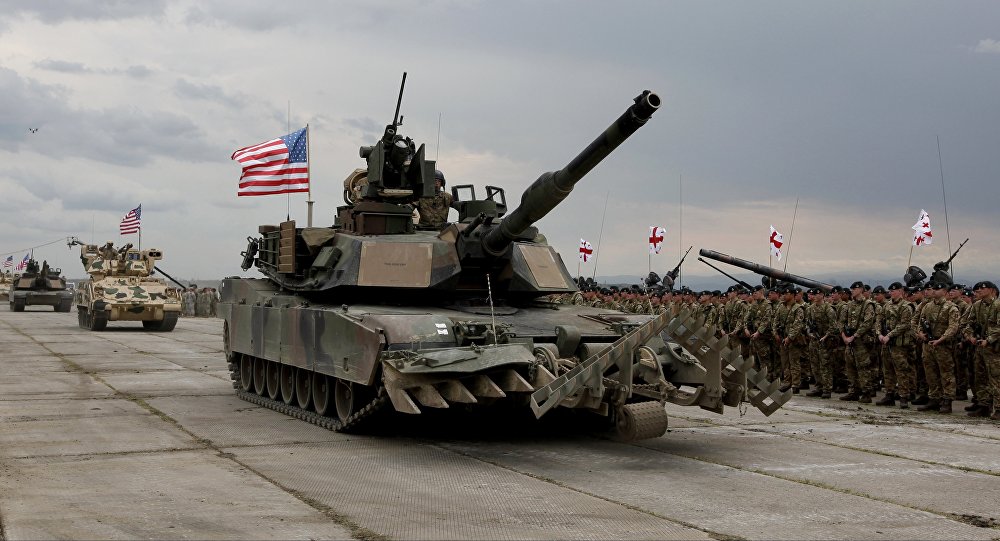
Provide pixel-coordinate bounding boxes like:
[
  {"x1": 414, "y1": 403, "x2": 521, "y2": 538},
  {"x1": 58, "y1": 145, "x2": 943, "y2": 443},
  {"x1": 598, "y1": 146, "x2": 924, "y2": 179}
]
[
  {"x1": 592, "y1": 190, "x2": 610, "y2": 281},
  {"x1": 907, "y1": 243, "x2": 914, "y2": 268},
  {"x1": 306, "y1": 123, "x2": 313, "y2": 227},
  {"x1": 782, "y1": 197, "x2": 799, "y2": 272},
  {"x1": 138, "y1": 228, "x2": 141, "y2": 251},
  {"x1": 286, "y1": 101, "x2": 291, "y2": 221},
  {"x1": 678, "y1": 173, "x2": 683, "y2": 288},
  {"x1": 936, "y1": 135, "x2": 953, "y2": 277}
]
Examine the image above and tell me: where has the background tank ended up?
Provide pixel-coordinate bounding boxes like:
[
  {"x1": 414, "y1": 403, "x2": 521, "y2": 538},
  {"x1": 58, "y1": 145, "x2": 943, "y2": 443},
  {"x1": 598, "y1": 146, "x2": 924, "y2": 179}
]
[
  {"x1": 0, "y1": 270, "x2": 12, "y2": 301},
  {"x1": 73, "y1": 242, "x2": 182, "y2": 331},
  {"x1": 9, "y1": 259, "x2": 74, "y2": 312},
  {"x1": 221, "y1": 84, "x2": 789, "y2": 441}
]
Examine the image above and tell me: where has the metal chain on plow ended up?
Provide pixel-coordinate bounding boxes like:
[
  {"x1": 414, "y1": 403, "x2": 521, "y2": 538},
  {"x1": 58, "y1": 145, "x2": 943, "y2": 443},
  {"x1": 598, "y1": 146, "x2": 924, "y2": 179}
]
[{"x1": 227, "y1": 357, "x2": 389, "y2": 432}]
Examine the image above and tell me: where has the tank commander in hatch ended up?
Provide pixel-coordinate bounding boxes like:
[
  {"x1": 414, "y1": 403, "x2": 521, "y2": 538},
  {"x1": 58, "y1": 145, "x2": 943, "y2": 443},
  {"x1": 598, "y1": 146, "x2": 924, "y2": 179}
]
[{"x1": 415, "y1": 169, "x2": 453, "y2": 228}]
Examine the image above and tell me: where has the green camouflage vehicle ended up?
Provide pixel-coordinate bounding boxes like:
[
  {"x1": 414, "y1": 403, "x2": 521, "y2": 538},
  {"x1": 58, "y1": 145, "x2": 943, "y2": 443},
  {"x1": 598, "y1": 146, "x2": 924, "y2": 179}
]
[
  {"x1": 221, "y1": 81, "x2": 790, "y2": 440},
  {"x1": 74, "y1": 242, "x2": 181, "y2": 331},
  {"x1": 9, "y1": 260, "x2": 74, "y2": 312}
]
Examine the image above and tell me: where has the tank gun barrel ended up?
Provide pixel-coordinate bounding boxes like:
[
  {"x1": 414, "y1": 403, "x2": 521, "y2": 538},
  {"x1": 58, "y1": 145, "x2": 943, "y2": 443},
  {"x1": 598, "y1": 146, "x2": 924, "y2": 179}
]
[
  {"x1": 152, "y1": 266, "x2": 187, "y2": 290},
  {"x1": 481, "y1": 91, "x2": 660, "y2": 256},
  {"x1": 699, "y1": 249, "x2": 834, "y2": 294}
]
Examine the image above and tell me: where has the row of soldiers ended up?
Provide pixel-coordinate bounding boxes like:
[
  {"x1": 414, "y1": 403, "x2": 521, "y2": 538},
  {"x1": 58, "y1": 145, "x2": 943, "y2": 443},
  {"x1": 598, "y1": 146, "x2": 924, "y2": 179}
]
[
  {"x1": 551, "y1": 279, "x2": 1000, "y2": 421},
  {"x1": 180, "y1": 286, "x2": 219, "y2": 318}
]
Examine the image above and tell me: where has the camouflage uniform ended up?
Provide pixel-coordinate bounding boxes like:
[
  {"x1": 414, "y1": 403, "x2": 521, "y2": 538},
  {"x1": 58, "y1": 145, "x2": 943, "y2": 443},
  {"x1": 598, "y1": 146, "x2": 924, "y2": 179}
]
[
  {"x1": 983, "y1": 298, "x2": 1000, "y2": 420},
  {"x1": 749, "y1": 299, "x2": 776, "y2": 379},
  {"x1": 805, "y1": 300, "x2": 837, "y2": 396},
  {"x1": 842, "y1": 294, "x2": 877, "y2": 401},
  {"x1": 416, "y1": 191, "x2": 453, "y2": 228},
  {"x1": 772, "y1": 300, "x2": 790, "y2": 383},
  {"x1": 182, "y1": 289, "x2": 196, "y2": 317},
  {"x1": 195, "y1": 289, "x2": 211, "y2": 317},
  {"x1": 878, "y1": 296, "x2": 916, "y2": 404},
  {"x1": 778, "y1": 298, "x2": 807, "y2": 391},
  {"x1": 913, "y1": 294, "x2": 961, "y2": 410}
]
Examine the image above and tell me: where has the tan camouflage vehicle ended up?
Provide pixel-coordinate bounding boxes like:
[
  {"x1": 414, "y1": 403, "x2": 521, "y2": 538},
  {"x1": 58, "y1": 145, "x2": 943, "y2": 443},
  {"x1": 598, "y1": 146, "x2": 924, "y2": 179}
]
[
  {"x1": 0, "y1": 270, "x2": 12, "y2": 301},
  {"x1": 221, "y1": 83, "x2": 791, "y2": 441},
  {"x1": 9, "y1": 260, "x2": 74, "y2": 312},
  {"x1": 74, "y1": 242, "x2": 181, "y2": 331}
]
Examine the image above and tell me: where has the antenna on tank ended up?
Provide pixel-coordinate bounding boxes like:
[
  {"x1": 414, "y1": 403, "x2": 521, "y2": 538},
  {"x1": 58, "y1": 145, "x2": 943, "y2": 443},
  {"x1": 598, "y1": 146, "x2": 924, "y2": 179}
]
[{"x1": 393, "y1": 72, "x2": 407, "y2": 127}]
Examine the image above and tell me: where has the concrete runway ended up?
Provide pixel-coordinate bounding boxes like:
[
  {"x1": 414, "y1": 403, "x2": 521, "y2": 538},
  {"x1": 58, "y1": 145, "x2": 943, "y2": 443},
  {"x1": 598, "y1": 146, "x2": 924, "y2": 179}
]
[{"x1": 1, "y1": 307, "x2": 998, "y2": 540}]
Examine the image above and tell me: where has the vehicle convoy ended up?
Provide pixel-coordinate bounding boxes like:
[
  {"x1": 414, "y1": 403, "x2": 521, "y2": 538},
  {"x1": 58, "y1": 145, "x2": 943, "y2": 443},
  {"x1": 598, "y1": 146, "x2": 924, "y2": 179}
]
[
  {"x1": 221, "y1": 81, "x2": 791, "y2": 440},
  {"x1": 72, "y1": 241, "x2": 182, "y2": 331},
  {"x1": 8, "y1": 259, "x2": 74, "y2": 312}
]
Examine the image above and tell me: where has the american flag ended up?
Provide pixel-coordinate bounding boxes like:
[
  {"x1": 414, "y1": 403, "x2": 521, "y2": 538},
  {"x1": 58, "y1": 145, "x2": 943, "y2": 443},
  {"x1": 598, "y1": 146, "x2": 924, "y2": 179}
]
[
  {"x1": 232, "y1": 127, "x2": 309, "y2": 197},
  {"x1": 15, "y1": 254, "x2": 29, "y2": 271},
  {"x1": 120, "y1": 204, "x2": 141, "y2": 235},
  {"x1": 3, "y1": 255, "x2": 11, "y2": 268}
]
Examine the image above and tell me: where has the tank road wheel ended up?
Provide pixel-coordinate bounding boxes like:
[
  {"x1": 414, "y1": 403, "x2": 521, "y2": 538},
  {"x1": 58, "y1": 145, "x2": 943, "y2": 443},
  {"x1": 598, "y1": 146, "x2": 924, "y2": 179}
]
[
  {"x1": 239, "y1": 355, "x2": 254, "y2": 392},
  {"x1": 142, "y1": 313, "x2": 178, "y2": 332},
  {"x1": 265, "y1": 361, "x2": 281, "y2": 400},
  {"x1": 295, "y1": 368, "x2": 312, "y2": 410},
  {"x1": 312, "y1": 374, "x2": 332, "y2": 416},
  {"x1": 253, "y1": 358, "x2": 267, "y2": 395},
  {"x1": 334, "y1": 379, "x2": 375, "y2": 423},
  {"x1": 613, "y1": 402, "x2": 670, "y2": 442},
  {"x1": 280, "y1": 364, "x2": 296, "y2": 405}
]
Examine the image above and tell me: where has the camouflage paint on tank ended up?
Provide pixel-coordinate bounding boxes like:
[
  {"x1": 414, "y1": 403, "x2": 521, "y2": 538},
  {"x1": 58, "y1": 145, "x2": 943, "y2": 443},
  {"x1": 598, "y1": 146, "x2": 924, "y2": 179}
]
[{"x1": 75, "y1": 243, "x2": 181, "y2": 323}]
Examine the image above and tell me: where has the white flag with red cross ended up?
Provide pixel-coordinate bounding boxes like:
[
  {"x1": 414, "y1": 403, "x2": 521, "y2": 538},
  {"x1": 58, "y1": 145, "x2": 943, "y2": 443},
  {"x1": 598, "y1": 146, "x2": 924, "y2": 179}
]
[
  {"x1": 769, "y1": 225, "x2": 784, "y2": 260},
  {"x1": 579, "y1": 238, "x2": 594, "y2": 262},
  {"x1": 911, "y1": 209, "x2": 933, "y2": 246},
  {"x1": 648, "y1": 226, "x2": 666, "y2": 254}
]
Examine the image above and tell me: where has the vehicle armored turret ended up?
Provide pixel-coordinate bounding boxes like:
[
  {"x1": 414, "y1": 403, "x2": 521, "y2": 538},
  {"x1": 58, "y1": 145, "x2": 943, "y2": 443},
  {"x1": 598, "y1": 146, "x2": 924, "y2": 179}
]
[
  {"x1": 221, "y1": 81, "x2": 790, "y2": 440},
  {"x1": 73, "y1": 241, "x2": 182, "y2": 331},
  {"x1": 9, "y1": 259, "x2": 74, "y2": 312}
]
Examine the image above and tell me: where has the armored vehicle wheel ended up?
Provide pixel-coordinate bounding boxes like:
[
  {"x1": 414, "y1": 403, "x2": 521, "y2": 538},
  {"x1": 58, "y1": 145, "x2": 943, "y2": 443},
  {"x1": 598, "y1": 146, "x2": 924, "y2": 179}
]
[
  {"x1": 253, "y1": 357, "x2": 267, "y2": 395},
  {"x1": 280, "y1": 365, "x2": 296, "y2": 405},
  {"x1": 265, "y1": 361, "x2": 281, "y2": 400},
  {"x1": 295, "y1": 368, "x2": 312, "y2": 410},
  {"x1": 334, "y1": 379, "x2": 375, "y2": 423},
  {"x1": 88, "y1": 309, "x2": 108, "y2": 331},
  {"x1": 12, "y1": 298, "x2": 25, "y2": 312},
  {"x1": 239, "y1": 355, "x2": 254, "y2": 392},
  {"x1": 613, "y1": 401, "x2": 669, "y2": 442},
  {"x1": 312, "y1": 374, "x2": 332, "y2": 416}
]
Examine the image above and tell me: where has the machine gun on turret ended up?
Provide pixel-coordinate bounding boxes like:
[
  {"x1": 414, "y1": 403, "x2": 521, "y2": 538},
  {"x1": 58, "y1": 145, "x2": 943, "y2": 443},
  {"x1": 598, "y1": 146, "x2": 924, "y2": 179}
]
[
  {"x1": 929, "y1": 238, "x2": 969, "y2": 285},
  {"x1": 661, "y1": 245, "x2": 692, "y2": 291}
]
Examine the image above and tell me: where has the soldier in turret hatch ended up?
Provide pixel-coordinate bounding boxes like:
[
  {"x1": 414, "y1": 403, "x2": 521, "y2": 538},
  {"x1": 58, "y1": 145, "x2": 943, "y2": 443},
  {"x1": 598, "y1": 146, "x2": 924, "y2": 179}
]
[{"x1": 416, "y1": 169, "x2": 453, "y2": 228}]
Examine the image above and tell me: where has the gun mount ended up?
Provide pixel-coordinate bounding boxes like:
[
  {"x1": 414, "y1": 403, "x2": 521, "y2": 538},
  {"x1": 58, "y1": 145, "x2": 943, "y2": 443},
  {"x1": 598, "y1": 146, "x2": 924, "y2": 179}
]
[{"x1": 699, "y1": 249, "x2": 835, "y2": 293}]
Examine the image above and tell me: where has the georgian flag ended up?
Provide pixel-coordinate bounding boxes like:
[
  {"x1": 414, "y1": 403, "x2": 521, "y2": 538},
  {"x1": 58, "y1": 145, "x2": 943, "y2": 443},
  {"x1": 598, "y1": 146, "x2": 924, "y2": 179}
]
[
  {"x1": 578, "y1": 239, "x2": 594, "y2": 262},
  {"x1": 648, "y1": 226, "x2": 666, "y2": 255},
  {"x1": 769, "y1": 225, "x2": 784, "y2": 260},
  {"x1": 912, "y1": 209, "x2": 933, "y2": 246}
]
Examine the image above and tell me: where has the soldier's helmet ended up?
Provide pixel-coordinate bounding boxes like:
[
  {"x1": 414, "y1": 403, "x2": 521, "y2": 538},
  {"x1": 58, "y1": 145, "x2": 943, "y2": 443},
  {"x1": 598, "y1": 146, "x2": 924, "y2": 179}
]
[{"x1": 434, "y1": 169, "x2": 446, "y2": 187}]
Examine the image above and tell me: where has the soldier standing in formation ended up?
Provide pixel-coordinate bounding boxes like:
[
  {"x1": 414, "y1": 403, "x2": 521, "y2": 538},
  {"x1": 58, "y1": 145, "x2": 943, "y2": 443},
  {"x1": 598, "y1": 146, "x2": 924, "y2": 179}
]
[
  {"x1": 913, "y1": 281, "x2": 961, "y2": 413},
  {"x1": 841, "y1": 281, "x2": 877, "y2": 403},
  {"x1": 182, "y1": 286, "x2": 197, "y2": 317},
  {"x1": 875, "y1": 282, "x2": 916, "y2": 408},
  {"x1": 805, "y1": 287, "x2": 837, "y2": 398}
]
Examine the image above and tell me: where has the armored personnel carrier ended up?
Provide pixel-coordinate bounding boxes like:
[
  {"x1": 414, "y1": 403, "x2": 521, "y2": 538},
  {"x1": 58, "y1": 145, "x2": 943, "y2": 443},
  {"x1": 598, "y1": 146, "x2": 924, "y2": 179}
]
[
  {"x1": 73, "y1": 242, "x2": 182, "y2": 331},
  {"x1": 221, "y1": 80, "x2": 790, "y2": 440},
  {"x1": 9, "y1": 260, "x2": 74, "y2": 312}
]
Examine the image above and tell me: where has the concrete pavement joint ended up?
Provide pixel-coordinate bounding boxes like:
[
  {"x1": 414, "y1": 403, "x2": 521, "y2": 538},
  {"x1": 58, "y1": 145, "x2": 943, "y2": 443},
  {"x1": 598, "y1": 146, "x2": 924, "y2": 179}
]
[
  {"x1": 9, "y1": 325, "x2": 383, "y2": 541},
  {"x1": 428, "y1": 441, "x2": 743, "y2": 541}
]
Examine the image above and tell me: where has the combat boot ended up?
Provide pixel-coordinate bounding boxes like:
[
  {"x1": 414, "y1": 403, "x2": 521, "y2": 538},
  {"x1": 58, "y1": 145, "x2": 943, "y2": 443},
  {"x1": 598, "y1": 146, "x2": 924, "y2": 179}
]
[
  {"x1": 955, "y1": 389, "x2": 968, "y2": 401},
  {"x1": 990, "y1": 411, "x2": 1000, "y2": 421},
  {"x1": 875, "y1": 393, "x2": 895, "y2": 406},
  {"x1": 917, "y1": 399, "x2": 940, "y2": 412},
  {"x1": 821, "y1": 392, "x2": 831, "y2": 399},
  {"x1": 805, "y1": 388, "x2": 824, "y2": 397},
  {"x1": 898, "y1": 397, "x2": 909, "y2": 409},
  {"x1": 858, "y1": 393, "x2": 872, "y2": 404},
  {"x1": 792, "y1": 387, "x2": 800, "y2": 395},
  {"x1": 839, "y1": 391, "x2": 860, "y2": 401},
  {"x1": 967, "y1": 405, "x2": 990, "y2": 417},
  {"x1": 912, "y1": 394, "x2": 930, "y2": 406},
  {"x1": 964, "y1": 401, "x2": 980, "y2": 412},
  {"x1": 938, "y1": 399, "x2": 952, "y2": 414}
]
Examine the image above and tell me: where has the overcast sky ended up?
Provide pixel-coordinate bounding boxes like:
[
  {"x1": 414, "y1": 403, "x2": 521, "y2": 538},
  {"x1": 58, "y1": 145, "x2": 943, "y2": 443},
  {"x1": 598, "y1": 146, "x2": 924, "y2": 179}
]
[{"x1": 1, "y1": 0, "x2": 998, "y2": 285}]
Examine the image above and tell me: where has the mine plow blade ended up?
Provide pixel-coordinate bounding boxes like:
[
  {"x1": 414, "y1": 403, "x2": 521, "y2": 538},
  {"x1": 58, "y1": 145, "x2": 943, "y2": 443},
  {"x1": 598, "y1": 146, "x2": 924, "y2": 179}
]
[
  {"x1": 530, "y1": 311, "x2": 672, "y2": 419},
  {"x1": 661, "y1": 307, "x2": 791, "y2": 416}
]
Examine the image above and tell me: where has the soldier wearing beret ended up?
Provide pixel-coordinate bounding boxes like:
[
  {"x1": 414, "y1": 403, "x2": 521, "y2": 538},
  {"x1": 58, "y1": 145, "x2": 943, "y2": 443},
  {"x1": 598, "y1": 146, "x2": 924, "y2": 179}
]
[
  {"x1": 964, "y1": 281, "x2": 998, "y2": 417},
  {"x1": 805, "y1": 288, "x2": 837, "y2": 398},
  {"x1": 912, "y1": 281, "x2": 962, "y2": 413},
  {"x1": 876, "y1": 282, "x2": 917, "y2": 408},
  {"x1": 840, "y1": 281, "x2": 878, "y2": 403}
]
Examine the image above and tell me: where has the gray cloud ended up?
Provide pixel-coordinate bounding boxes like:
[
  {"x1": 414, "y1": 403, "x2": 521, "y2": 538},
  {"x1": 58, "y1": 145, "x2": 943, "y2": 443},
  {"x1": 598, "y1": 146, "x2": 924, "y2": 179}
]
[
  {"x1": 0, "y1": 0, "x2": 167, "y2": 24},
  {"x1": 174, "y1": 78, "x2": 246, "y2": 108},
  {"x1": 972, "y1": 38, "x2": 1000, "y2": 54},
  {"x1": 33, "y1": 59, "x2": 153, "y2": 79},
  {"x1": 33, "y1": 59, "x2": 89, "y2": 73}
]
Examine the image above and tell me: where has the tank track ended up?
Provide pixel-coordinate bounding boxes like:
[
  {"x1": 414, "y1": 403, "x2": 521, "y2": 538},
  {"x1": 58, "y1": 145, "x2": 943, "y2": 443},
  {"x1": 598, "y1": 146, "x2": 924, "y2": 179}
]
[{"x1": 227, "y1": 355, "x2": 389, "y2": 432}]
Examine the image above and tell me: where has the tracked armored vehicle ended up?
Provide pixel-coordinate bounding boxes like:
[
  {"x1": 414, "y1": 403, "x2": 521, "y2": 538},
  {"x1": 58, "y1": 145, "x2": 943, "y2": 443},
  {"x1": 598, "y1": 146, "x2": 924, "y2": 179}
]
[
  {"x1": 74, "y1": 242, "x2": 181, "y2": 331},
  {"x1": 9, "y1": 260, "x2": 74, "y2": 312},
  {"x1": 221, "y1": 81, "x2": 790, "y2": 440},
  {"x1": 0, "y1": 270, "x2": 12, "y2": 301}
]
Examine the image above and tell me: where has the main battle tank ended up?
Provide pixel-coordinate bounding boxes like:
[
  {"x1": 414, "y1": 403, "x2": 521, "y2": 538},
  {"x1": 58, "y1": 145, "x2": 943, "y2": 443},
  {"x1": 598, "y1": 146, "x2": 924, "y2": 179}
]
[
  {"x1": 0, "y1": 270, "x2": 12, "y2": 301},
  {"x1": 9, "y1": 259, "x2": 74, "y2": 312},
  {"x1": 73, "y1": 242, "x2": 182, "y2": 331},
  {"x1": 221, "y1": 83, "x2": 790, "y2": 440}
]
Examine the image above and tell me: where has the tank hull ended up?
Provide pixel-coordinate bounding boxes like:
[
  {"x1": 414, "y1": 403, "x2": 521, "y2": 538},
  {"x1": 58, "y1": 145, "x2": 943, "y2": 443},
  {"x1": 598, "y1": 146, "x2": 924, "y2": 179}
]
[{"x1": 9, "y1": 290, "x2": 73, "y2": 311}]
